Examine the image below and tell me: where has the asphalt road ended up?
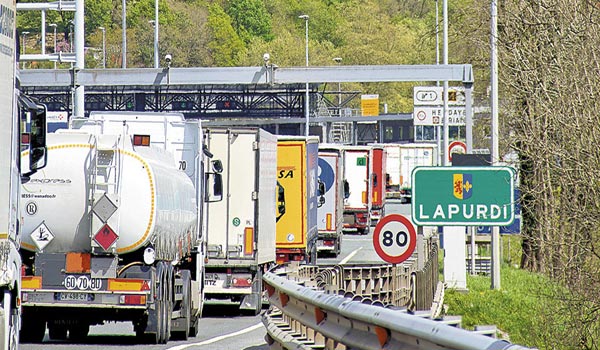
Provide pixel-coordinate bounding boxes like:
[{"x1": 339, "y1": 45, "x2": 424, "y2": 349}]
[{"x1": 21, "y1": 201, "x2": 411, "y2": 350}]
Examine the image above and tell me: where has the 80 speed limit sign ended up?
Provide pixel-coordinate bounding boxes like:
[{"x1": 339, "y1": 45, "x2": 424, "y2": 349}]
[{"x1": 373, "y1": 214, "x2": 416, "y2": 264}]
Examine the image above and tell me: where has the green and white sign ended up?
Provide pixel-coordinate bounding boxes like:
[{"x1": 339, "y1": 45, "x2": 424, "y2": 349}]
[{"x1": 411, "y1": 166, "x2": 515, "y2": 226}]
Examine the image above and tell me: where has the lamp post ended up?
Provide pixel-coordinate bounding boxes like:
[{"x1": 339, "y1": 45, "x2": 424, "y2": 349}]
[
  {"x1": 299, "y1": 14, "x2": 309, "y2": 137},
  {"x1": 122, "y1": 0, "x2": 126, "y2": 68},
  {"x1": 49, "y1": 23, "x2": 57, "y2": 69},
  {"x1": 21, "y1": 31, "x2": 29, "y2": 69},
  {"x1": 99, "y1": 27, "x2": 106, "y2": 68},
  {"x1": 154, "y1": 0, "x2": 159, "y2": 68}
]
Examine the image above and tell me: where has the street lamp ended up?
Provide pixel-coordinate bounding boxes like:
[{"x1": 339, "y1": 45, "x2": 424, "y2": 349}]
[
  {"x1": 49, "y1": 23, "x2": 57, "y2": 69},
  {"x1": 21, "y1": 31, "x2": 29, "y2": 69},
  {"x1": 299, "y1": 14, "x2": 309, "y2": 137},
  {"x1": 99, "y1": 27, "x2": 106, "y2": 68}
]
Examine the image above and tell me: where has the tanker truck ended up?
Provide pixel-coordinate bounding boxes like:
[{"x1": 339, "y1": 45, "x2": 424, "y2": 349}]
[
  {"x1": 19, "y1": 111, "x2": 223, "y2": 344},
  {"x1": 0, "y1": 2, "x2": 49, "y2": 346}
]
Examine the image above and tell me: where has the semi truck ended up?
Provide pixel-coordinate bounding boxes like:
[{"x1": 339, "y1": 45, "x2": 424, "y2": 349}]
[
  {"x1": 342, "y1": 145, "x2": 372, "y2": 235},
  {"x1": 202, "y1": 127, "x2": 277, "y2": 315},
  {"x1": 317, "y1": 145, "x2": 346, "y2": 257},
  {"x1": 0, "y1": 2, "x2": 49, "y2": 346},
  {"x1": 369, "y1": 144, "x2": 387, "y2": 225},
  {"x1": 275, "y1": 136, "x2": 320, "y2": 264},
  {"x1": 386, "y1": 143, "x2": 437, "y2": 203},
  {"x1": 19, "y1": 112, "x2": 223, "y2": 344}
]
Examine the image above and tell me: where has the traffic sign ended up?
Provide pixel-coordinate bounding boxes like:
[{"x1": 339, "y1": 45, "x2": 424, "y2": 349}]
[
  {"x1": 448, "y1": 140, "x2": 467, "y2": 162},
  {"x1": 413, "y1": 86, "x2": 466, "y2": 106},
  {"x1": 412, "y1": 106, "x2": 466, "y2": 126},
  {"x1": 411, "y1": 166, "x2": 515, "y2": 226},
  {"x1": 372, "y1": 214, "x2": 416, "y2": 264}
]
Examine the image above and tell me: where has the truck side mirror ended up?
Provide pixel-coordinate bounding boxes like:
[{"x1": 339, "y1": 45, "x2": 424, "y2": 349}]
[
  {"x1": 21, "y1": 96, "x2": 47, "y2": 179},
  {"x1": 372, "y1": 173, "x2": 378, "y2": 187},
  {"x1": 317, "y1": 180, "x2": 326, "y2": 208},
  {"x1": 276, "y1": 181, "x2": 286, "y2": 222},
  {"x1": 205, "y1": 172, "x2": 223, "y2": 202},
  {"x1": 343, "y1": 180, "x2": 350, "y2": 199},
  {"x1": 211, "y1": 159, "x2": 223, "y2": 173}
]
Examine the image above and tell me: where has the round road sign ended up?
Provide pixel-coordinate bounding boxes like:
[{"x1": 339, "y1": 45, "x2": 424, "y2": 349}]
[
  {"x1": 372, "y1": 214, "x2": 417, "y2": 264},
  {"x1": 448, "y1": 140, "x2": 467, "y2": 162}
]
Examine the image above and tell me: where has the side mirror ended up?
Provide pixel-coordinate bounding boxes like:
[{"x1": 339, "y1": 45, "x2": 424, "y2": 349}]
[
  {"x1": 21, "y1": 96, "x2": 47, "y2": 178},
  {"x1": 276, "y1": 181, "x2": 286, "y2": 222},
  {"x1": 317, "y1": 180, "x2": 326, "y2": 208},
  {"x1": 205, "y1": 172, "x2": 223, "y2": 202},
  {"x1": 343, "y1": 180, "x2": 350, "y2": 199},
  {"x1": 211, "y1": 160, "x2": 223, "y2": 173}
]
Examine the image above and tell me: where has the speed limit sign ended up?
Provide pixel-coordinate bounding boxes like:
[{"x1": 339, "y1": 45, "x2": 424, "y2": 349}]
[{"x1": 373, "y1": 214, "x2": 417, "y2": 264}]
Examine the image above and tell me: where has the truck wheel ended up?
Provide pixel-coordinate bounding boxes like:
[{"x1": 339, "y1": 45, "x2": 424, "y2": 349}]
[
  {"x1": 171, "y1": 271, "x2": 191, "y2": 341},
  {"x1": 20, "y1": 309, "x2": 45, "y2": 343},
  {"x1": 69, "y1": 323, "x2": 90, "y2": 341},
  {"x1": 48, "y1": 323, "x2": 67, "y2": 340}
]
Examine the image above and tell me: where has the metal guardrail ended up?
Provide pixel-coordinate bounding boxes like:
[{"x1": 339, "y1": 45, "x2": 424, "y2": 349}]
[{"x1": 262, "y1": 271, "x2": 534, "y2": 350}]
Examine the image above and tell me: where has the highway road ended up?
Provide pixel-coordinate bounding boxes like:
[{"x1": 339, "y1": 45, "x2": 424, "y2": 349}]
[{"x1": 21, "y1": 201, "x2": 411, "y2": 350}]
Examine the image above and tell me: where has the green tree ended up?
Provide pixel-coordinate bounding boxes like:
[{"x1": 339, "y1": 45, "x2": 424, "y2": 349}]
[
  {"x1": 226, "y1": 0, "x2": 273, "y2": 42},
  {"x1": 207, "y1": 4, "x2": 245, "y2": 66}
]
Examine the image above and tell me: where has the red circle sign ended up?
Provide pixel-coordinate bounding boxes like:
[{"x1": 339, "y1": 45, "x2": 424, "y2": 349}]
[
  {"x1": 448, "y1": 140, "x2": 467, "y2": 162},
  {"x1": 372, "y1": 214, "x2": 417, "y2": 264}
]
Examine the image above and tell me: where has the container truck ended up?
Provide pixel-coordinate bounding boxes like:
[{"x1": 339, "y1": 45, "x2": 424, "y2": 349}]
[
  {"x1": 276, "y1": 136, "x2": 320, "y2": 264},
  {"x1": 368, "y1": 144, "x2": 387, "y2": 225},
  {"x1": 317, "y1": 145, "x2": 346, "y2": 257},
  {"x1": 384, "y1": 144, "x2": 402, "y2": 199},
  {"x1": 0, "y1": 3, "x2": 49, "y2": 346},
  {"x1": 397, "y1": 143, "x2": 438, "y2": 203},
  {"x1": 19, "y1": 111, "x2": 223, "y2": 344},
  {"x1": 342, "y1": 146, "x2": 372, "y2": 235},
  {"x1": 202, "y1": 127, "x2": 277, "y2": 315}
]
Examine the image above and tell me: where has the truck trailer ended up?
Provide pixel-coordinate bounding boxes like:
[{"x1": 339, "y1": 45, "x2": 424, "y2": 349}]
[
  {"x1": 342, "y1": 145, "x2": 372, "y2": 235},
  {"x1": 202, "y1": 127, "x2": 277, "y2": 315},
  {"x1": 275, "y1": 136, "x2": 319, "y2": 264},
  {"x1": 317, "y1": 145, "x2": 346, "y2": 257},
  {"x1": 0, "y1": 2, "x2": 48, "y2": 346},
  {"x1": 19, "y1": 112, "x2": 223, "y2": 344},
  {"x1": 368, "y1": 144, "x2": 387, "y2": 225}
]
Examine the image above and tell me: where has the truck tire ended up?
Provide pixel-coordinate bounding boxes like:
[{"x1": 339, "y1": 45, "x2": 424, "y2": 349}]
[
  {"x1": 20, "y1": 309, "x2": 45, "y2": 343},
  {"x1": 171, "y1": 271, "x2": 191, "y2": 341},
  {"x1": 48, "y1": 323, "x2": 67, "y2": 340},
  {"x1": 68, "y1": 323, "x2": 90, "y2": 341}
]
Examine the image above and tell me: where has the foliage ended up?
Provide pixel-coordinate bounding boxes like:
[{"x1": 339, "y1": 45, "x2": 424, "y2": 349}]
[
  {"x1": 445, "y1": 266, "x2": 572, "y2": 349},
  {"x1": 225, "y1": 0, "x2": 274, "y2": 42},
  {"x1": 206, "y1": 3, "x2": 245, "y2": 66}
]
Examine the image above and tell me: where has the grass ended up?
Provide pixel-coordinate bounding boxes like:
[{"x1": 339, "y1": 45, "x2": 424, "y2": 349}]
[{"x1": 443, "y1": 235, "x2": 561, "y2": 349}]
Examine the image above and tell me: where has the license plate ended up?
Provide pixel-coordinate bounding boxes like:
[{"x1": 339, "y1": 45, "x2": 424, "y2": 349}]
[
  {"x1": 58, "y1": 292, "x2": 89, "y2": 301},
  {"x1": 204, "y1": 279, "x2": 224, "y2": 288}
]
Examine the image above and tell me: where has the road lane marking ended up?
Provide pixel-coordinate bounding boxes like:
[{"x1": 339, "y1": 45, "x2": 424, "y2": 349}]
[
  {"x1": 166, "y1": 323, "x2": 263, "y2": 350},
  {"x1": 339, "y1": 247, "x2": 362, "y2": 264}
]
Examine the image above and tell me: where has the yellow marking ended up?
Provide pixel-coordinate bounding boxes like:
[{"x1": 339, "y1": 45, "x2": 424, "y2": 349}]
[{"x1": 0, "y1": 233, "x2": 8, "y2": 239}]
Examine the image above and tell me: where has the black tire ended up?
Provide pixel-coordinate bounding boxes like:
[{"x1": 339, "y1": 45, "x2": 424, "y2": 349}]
[
  {"x1": 48, "y1": 323, "x2": 67, "y2": 340},
  {"x1": 20, "y1": 309, "x2": 45, "y2": 343},
  {"x1": 69, "y1": 323, "x2": 90, "y2": 341},
  {"x1": 171, "y1": 271, "x2": 191, "y2": 341}
]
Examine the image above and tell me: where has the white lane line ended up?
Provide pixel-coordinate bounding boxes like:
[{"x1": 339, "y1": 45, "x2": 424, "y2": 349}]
[
  {"x1": 339, "y1": 247, "x2": 362, "y2": 264},
  {"x1": 166, "y1": 323, "x2": 264, "y2": 350}
]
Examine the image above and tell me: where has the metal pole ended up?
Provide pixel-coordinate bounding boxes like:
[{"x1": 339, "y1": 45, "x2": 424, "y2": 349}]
[
  {"x1": 442, "y1": 0, "x2": 449, "y2": 166},
  {"x1": 49, "y1": 23, "x2": 57, "y2": 69},
  {"x1": 122, "y1": 0, "x2": 127, "y2": 68},
  {"x1": 73, "y1": 0, "x2": 85, "y2": 118},
  {"x1": 99, "y1": 27, "x2": 106, "y2": 68},
  {"x1": 154, "y1": 0, "x2": 159, "y2": 68},
  {"x1": 41, "y1": 10, "x2": 46, "y2": 54},
  {"x1": 21, "y1": 32, "x2": 29, "y2": 69},
  {"x1": 490, "y1": 0, "x2": 501, "y2": 290},
  {"x1": 299, "y1": 14, "x2": 309, "y2": 137}
]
